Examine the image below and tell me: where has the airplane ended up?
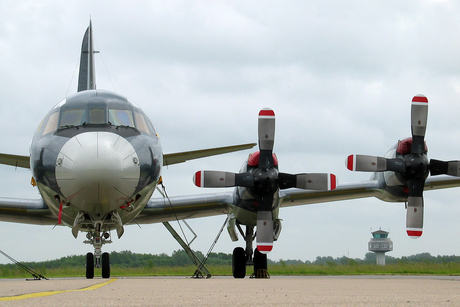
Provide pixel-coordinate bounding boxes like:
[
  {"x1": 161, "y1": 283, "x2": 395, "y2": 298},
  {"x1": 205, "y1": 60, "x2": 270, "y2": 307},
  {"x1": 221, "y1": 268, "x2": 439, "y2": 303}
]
[
  {"x1": 2, "y1": 22, "x2": 460, "y2": 280},
  {"x1": 0, "y1": 21, "x2": 256, "y2": 279}
]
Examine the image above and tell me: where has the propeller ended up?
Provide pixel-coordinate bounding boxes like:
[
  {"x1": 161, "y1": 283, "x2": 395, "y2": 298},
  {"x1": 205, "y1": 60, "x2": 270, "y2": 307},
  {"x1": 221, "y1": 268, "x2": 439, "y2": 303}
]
[
  {"x1": 346, "y1": 95, "x2": 460, "y2": 238},
  {"x1": 193, "y1": 108, "x2": 337, "y2": 253}
]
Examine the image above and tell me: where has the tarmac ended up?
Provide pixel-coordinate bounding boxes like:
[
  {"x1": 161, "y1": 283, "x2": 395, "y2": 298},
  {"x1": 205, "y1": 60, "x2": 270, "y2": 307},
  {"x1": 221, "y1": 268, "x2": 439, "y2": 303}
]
[{"x1": 0, "y1": 275, "x2": 460, "y2": 306}]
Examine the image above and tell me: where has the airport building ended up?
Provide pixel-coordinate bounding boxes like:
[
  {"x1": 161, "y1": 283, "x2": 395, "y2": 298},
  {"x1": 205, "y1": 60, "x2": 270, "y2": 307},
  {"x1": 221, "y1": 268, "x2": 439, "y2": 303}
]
[{"x1": 368, "y1": 229, "x2": 393, "y2": 265}]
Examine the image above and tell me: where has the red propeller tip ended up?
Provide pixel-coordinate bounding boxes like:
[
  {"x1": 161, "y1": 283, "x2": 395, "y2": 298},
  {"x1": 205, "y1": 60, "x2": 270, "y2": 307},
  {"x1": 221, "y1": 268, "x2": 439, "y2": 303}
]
[
  {"x1": 259, "y1": 108, "x2": 275, "y2": 117},
  {"x1": 406, "y1": 229, "x2": 423, "y2": 238},
  {"x1": 412, "y1": 95, "x2": 428, "y2": 103},
  {"x1": 257, "y1": 243, "x2": 273, "y2": 254},
  {"x1": 329, "y1": 174, "x2": 337, "y2": 190},
  {"x1": 193, "y1": 171, "x2": 202, "y2": 187},
  {"x1": 346, "y1": 155, "x2": 355, "y2": 171}
]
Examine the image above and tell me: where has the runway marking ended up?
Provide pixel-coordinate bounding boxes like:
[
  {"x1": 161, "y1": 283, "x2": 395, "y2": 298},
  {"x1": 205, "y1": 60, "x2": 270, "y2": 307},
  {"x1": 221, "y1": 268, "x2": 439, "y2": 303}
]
[{"x1": 0, "y1": 278, "x2": 117, "y2": 301}]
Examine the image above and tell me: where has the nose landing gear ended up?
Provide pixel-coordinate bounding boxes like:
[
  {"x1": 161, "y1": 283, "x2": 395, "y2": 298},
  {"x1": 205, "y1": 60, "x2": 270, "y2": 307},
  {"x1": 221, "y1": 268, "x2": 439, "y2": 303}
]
[{"x1": 84, "y1": 230, "x2": 112, "y2": 279}]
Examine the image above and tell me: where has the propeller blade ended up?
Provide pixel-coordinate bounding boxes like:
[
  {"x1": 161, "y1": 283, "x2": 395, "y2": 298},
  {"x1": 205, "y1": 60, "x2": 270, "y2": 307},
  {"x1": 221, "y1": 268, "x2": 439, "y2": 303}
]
[
  {"x1": 279, "y1": 173, "x2": 337, "y2": 190},
  {"x1": 258, "y1": 108, "x2": 275, "y2": 168},
  {"x1": 256, "y1": 211, "x2": 274, "y2": 254},
  {"x1": 193, "y1": 171, "x2": 257, "y2": 188},
  {"x1": 193, "y1": 171, "x2": 236, "y2": 187},
  {"x1": 346, "y1": 155, "x2": 406, "y2": 172},
  {"x1": 430, "y1": 159, "x2": 460, "y2": 177},
  {"x1": 407, "y1": 177, "x2": 425, "y2": 198},
  {"x1": 406, "y1": 196, "x2": 424, "y2": 238},
  {"x1": 411, "y1": 95, "x2": 428, "y2": 154},
  {"x1": 406, "y1": 177, "x2": 425, "y2": 238}
]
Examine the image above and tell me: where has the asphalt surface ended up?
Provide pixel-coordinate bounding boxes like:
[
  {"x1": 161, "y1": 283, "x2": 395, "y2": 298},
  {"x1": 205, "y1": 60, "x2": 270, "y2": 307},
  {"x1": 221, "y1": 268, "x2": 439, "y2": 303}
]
[{"x1": 1, "y1": 276, "x2": 460, "y2": 306}]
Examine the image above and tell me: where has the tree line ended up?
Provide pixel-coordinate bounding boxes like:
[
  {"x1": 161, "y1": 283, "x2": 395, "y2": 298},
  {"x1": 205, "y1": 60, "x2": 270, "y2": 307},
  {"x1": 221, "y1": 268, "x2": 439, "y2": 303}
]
[
  {"x1": 284, "y1": 252, "x2": 460, "y2": 266},
  {"x1": 1, "y1": 250, "x2": 460, "y2": 270}
]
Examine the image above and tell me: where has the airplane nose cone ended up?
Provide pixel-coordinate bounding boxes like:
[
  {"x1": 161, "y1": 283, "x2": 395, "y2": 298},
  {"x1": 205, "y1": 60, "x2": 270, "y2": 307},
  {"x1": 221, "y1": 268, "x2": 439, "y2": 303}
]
[{"x1": 56, "y1": 132, "x2": 140, "y2": 213}]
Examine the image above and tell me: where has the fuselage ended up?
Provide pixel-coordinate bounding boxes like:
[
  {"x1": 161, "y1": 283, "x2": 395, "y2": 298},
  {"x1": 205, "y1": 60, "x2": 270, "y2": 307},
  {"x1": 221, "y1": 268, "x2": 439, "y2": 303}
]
[{"x1": 30, "y1": 89, "x2": 162, "y2": 231}]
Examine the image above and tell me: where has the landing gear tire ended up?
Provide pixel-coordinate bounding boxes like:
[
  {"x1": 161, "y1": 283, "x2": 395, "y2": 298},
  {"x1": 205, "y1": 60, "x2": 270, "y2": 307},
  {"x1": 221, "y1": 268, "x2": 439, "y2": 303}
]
[
  {"x1": 102, "y1": 252, "x2": 110, "y2": 278},
  {"x1": 86, "y1": 252, "x2": 94, "y2": 279},
  {"x1": 232, "y1": 247, "x2": 246, "y2": 278},
  {"x1": 253, "y1": 248, "x2": 268, "y2": 277}
]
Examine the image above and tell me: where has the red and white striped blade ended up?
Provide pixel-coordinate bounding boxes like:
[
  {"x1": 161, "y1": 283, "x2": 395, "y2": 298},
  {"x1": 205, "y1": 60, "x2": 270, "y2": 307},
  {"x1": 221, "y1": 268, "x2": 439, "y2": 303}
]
[
  {"x1": 411, "y1": 94, "x2": 428, "y2": 138},
  {"x1": 406, "y1": 196, "x2": 424, "y2": 239},
  {"x1": 256, "y1": 211, "x2": 274, "y2": 254},
  {"x1": 258, "y1": 108, "x2": 275, "y2": 152},
  {"x1": 193, "y1": 171, "x2": 236, "y2": 187},
  {"x1": 296, "y1": 173, "x2": 337, "y2": 190},
  {"x1": 346, "y1": 154, "x2": 387, "y2": 172}
]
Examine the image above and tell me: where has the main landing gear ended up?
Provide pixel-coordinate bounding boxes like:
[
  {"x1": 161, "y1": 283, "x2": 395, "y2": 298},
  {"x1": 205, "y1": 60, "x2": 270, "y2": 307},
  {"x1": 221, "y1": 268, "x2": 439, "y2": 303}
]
[{"x1": 232, "y1": 225, "x2": 269, "y2": 279}]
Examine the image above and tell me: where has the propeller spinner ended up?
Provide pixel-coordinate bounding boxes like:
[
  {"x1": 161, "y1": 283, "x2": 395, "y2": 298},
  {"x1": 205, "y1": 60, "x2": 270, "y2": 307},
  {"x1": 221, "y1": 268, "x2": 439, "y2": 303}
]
[
  {"x1": 193, "y1": 108, "x2": 337, "y2": 253},
  {"x1": 346, "y1": 95, "x2": 460, "y2": 238}
]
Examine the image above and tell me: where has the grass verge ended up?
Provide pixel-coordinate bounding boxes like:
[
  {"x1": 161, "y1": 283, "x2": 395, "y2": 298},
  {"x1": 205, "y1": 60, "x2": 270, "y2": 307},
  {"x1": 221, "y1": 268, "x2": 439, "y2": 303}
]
[{"x1": 2, "y1": 262, "x2": 460, "y2": 279}]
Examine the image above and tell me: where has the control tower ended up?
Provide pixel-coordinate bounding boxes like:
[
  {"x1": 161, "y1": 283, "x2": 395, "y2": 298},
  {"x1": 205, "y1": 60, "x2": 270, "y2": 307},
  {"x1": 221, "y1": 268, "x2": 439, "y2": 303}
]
[{"x1": 368, "y1": 229, "x2": 393, "y2": 265}]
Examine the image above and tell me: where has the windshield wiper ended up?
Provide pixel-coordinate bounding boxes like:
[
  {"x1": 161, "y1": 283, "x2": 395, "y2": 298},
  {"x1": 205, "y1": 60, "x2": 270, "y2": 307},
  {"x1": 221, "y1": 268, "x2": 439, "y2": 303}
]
[
  {"x1": 58, "y1": 122, "x2": 87, "y2": 130},
  {"x1": 58, "y1": 125, "x2": 78, "y2": 130}
]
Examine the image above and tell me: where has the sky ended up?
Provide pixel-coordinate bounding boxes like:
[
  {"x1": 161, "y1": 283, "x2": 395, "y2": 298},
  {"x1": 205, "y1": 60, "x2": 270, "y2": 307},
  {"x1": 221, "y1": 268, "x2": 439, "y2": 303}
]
[{"x1": 1, "y1": 1, "x2": 460, "y2": 266}]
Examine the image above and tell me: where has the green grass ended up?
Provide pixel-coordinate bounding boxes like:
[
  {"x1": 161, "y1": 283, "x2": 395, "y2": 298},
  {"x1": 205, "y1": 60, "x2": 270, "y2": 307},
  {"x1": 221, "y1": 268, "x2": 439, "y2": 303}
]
[
  {"x1": 268, "y1": 262, "x2": 460, "y2": 276},
  {"x1": 2, "y1": 262, "x2": 460, "y2": 279}
]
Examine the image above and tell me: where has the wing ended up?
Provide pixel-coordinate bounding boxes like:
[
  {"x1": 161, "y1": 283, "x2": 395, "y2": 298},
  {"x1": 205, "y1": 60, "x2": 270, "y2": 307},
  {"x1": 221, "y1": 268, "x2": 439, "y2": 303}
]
[
  {"x1": 3, "y1": 176, "x2": 459, "y2": 227},
  {"x1": 0, "y1": 153, "x2": 30, "y2": 169},
  {"x1": 279, "y1": 181, "x2": 382, "y2": 208},
  {"x1": 280, "y1": 176, "x2": 460, "y2": 208},
  {"x1": 163, "y1": 143, "x2": 256, "y2": 166},
  {"x1": 132, "y1": 192, "x2": 234, "y2": 224},
  {"x1": 0, "y1": 197, "x2": 55, "y2": 225},
  {"x1": 135, "y1": 184, "x2": 379, "y2": 225},
  {"x1": 425, "y1": 175, "x2": 460, "y2": 189}
]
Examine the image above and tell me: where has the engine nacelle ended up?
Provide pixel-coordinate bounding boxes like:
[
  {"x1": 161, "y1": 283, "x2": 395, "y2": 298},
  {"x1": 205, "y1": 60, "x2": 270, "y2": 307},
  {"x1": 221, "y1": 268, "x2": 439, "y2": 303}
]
[{"x1": 379, "y1": 138, "x2": 428, "y2": 202}]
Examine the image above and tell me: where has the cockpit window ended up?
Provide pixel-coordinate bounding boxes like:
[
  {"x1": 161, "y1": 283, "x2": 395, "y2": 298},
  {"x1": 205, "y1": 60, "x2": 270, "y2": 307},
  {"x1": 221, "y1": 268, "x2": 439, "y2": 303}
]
[
  {"x1": 59, "y1": 109, "x2": 86, "y2": 127},
  {"x1": 89, "y1": 108, "x2": 106, "y2": 124},
  {"x1": 134, "y1": 111, "x2": 154, "y2": 135},
  {"x1": 109, "y1": 109, "x2": 134, "y2": 127},
  {"x1": 42, "y1": 111, "x2": 59, "y2": 135}
]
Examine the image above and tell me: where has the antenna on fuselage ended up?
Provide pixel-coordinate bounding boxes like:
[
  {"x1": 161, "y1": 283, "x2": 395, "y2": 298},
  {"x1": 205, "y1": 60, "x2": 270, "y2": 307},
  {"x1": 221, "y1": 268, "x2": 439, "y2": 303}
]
[{"x1": 77, "y1": 20, "x2": 99, "y2": 92}]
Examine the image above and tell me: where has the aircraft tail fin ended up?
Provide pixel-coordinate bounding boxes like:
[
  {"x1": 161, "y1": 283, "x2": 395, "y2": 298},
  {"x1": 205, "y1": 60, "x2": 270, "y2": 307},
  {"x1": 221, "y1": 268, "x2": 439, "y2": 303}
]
[{"x1": 77, "y1": 20, "x2": 97, "y2": 92}]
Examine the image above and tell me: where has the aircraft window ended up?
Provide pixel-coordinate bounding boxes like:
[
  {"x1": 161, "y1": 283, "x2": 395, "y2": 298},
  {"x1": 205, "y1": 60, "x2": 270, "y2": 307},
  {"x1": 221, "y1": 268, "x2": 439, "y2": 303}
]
[
  {"x1": 109, "y1": 109, "x2": 134, "y2": 127},
  {"x1": 42, "y1": 111, "x2": 59, "y2": 135},
  {"x1": 89, "y1": 108, "x2": 106, "y2": 124},
  {"x1": 134, "y1": 111, "x2": 152, "y2": 134},
  {"x1": 60, "y1": 109, "x2": 86, "y2": 127}
]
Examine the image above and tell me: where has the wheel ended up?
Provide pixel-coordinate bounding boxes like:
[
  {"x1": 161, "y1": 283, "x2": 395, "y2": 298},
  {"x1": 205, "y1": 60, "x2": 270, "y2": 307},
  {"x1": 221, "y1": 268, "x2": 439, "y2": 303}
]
[
  {"x1": 102, "y1": 252, "x2": 110, "y2": 278},
  {"x1": 86, "y1": 252, "x2": 94, "y2": 279},
  {"x1": 253, "y1": 248, "x2": 268, "y2": 277},
  {"x1": 232, "y1": 247, "x2": 246, "y2": 278}
]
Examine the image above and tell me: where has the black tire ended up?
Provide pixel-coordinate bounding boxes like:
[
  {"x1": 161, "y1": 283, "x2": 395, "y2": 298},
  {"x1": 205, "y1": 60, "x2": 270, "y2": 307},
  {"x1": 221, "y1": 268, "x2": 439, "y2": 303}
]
[
  {"x1": 253, "y1": 248, "x2": 268, "y2": 275},
  {"x1": 232, "y1": 247, "x2": 246, "y2": 278},
  {"x1": 86, "y1": 252, "x2": 94, "y2": 279},
  {"x1": 102, "y1": 252, "x2": 110, "y2": 278}
]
